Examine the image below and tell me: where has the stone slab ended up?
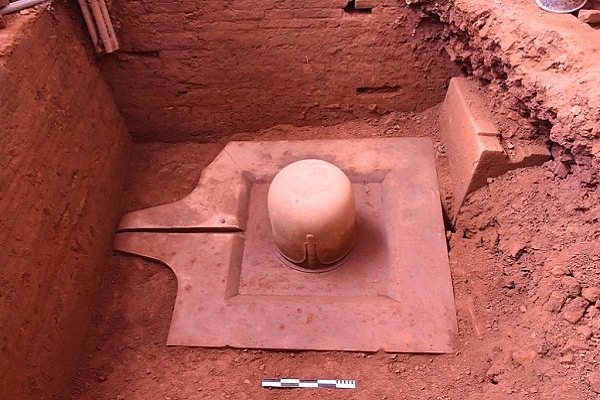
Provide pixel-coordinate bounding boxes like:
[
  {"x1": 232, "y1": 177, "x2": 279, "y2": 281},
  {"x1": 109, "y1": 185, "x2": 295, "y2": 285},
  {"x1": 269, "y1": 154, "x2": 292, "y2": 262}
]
[
  {"x1": 117, "y1": 149, "x2": 251, "y2": 232},
  {"x1": 439, "y1": 77, "x2": 550, "y2": 222},
  {"x1": 114, "y1": 138, "x2": 457, "y2": 353}
]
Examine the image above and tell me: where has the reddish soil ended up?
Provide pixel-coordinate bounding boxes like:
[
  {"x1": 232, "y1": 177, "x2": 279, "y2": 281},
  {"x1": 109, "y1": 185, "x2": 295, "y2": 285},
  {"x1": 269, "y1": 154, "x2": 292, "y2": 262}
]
[
  {"x1": 74, "y1": 106, "x2": 600, "y2": 399},
  {"x1": 2, "y1": 0, "x2": 599, "y2": 399},
  {"x1": 0, "y1": 5, "x2": 130, "y2": 399}
]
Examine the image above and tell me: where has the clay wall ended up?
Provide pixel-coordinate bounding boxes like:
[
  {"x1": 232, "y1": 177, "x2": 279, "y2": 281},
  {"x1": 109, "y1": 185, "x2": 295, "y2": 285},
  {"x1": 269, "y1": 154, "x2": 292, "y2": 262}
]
[
  {"x1": 0, "y1": 7, "x2": 130, "y2": 399},
  {"x1": 100, "y1": 0, "x2": 461, "y2": 141}
]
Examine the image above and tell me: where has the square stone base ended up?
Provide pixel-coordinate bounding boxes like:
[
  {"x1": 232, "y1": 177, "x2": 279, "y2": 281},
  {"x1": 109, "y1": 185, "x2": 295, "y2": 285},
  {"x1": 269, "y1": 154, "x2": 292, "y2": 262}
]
[{"x1": 114, "y1": 138, "x2": 457, "y2": 352}]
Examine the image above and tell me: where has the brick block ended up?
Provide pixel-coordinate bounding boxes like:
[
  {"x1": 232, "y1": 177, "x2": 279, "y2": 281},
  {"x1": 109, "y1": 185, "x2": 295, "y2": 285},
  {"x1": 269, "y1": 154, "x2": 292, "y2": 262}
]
[
  {"x1": 439, "y1": 77, "x2": 550, "y2": 222},
  {"x1": 439, "y1": 78, "x2": 505, "y2": 220},
  {"x1": 293, "y1": 8, "x2": 344, "y2": 19},
  {"x1": 355, "y1": 0, "x2": 377, "y2": 9}
]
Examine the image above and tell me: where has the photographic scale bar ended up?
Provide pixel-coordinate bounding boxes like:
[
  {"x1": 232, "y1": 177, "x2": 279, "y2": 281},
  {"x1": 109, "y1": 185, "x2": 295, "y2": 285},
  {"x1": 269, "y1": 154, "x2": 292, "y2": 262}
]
[{"x1": 262, "y1": 378, "x2": 356, "y2": 389}]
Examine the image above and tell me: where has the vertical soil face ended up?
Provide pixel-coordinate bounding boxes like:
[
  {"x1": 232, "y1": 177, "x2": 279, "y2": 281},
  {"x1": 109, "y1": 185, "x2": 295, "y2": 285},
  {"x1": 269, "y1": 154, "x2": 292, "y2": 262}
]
[
  {"x1": 410, "y1": 0, "x2": 600, "y2": 167},
  {"x1": 0, "y1": 6, "x2": 130, "y2": 399},
  {"x1": 100, "y1": 0, "x2": 462, "y2": 141}
]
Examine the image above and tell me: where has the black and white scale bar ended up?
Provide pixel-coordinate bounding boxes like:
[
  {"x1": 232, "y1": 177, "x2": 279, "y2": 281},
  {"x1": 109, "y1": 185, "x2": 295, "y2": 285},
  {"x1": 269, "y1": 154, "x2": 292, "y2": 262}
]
[{"x1": 262, "y1": 378, "x2": 355, "y2": 389}]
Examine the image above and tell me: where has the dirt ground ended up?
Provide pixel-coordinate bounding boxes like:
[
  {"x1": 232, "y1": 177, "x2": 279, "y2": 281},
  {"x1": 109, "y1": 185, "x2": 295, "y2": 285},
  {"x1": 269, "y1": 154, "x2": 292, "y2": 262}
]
[
  {"x1": 2, "y1": 0, "x2": 600, "y2": 398},
  {"x1": 73, "y1": 102, "x2": 600, "y2": 399}
]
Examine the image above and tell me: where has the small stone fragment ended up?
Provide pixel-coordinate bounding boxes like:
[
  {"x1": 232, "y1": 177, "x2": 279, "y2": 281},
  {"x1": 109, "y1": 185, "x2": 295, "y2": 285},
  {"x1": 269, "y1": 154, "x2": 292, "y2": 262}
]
[
  {"x1": 554, "y1": 162, "x2": 570, "y2": 179},
  {"x1": 559, "y1": 353, "x2": 574, "y2": 363},
  {"x1": 551, "y1": 264, "x2": 571, "y2": 277},
  {"x1": 507, "y1": 240, "x2": 525, "y2": 258},
  {"x1": 562, "y1": 337, "x2": 589, "y2": 353},
  {"x1": 577, "y1": 325, "x2": 593, "y2": 339},
  {"x1": 592, "y1": 141, "x2": 600, "y2": 157},
  {"x1": 511, "y1": 349, "x2": 537, "y2": 367},
  {"x1": 579, "y1": 9, "x2": 600, "y2": 24},
  {"x1": 544, "y1": 291, "x2": 566, "y2": 313},
  {"x1": 589, "y1": 370, "x2": 600, "y2": 393},
  {"x1": 561, "y1": 297, "x2": 589, "y2": 324},
  {"x1": 560, "y1": 276, "x2": 581, "y2": 298},
  {"x1": 591, "y1": 317, "x2": 600, "y2": 336},
  {"x1": 511, "y1": 144, "x2": 551, "y2": 167},
  {"x1": 582, "y1": 287, "x2": 600, "y2": 303},
  {"x1": 486, "y1": 362, "x2": 505, "y2": 384}
]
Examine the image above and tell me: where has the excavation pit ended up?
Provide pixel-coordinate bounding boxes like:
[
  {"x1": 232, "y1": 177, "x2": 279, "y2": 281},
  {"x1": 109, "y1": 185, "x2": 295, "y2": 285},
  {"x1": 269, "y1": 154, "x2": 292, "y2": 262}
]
[
  {"x1": 4, "y1": 0, "x2": 600, "y2": 395},
  {"x1": 114, "y1": 138, "x2": 457, "y2": 353}
]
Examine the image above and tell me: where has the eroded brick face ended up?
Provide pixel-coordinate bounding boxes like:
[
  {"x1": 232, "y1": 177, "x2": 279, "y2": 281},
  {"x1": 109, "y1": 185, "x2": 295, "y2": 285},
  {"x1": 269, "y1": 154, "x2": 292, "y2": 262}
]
[{"x1": 100, "y1": 0, "x2": 462, "y2": 141}]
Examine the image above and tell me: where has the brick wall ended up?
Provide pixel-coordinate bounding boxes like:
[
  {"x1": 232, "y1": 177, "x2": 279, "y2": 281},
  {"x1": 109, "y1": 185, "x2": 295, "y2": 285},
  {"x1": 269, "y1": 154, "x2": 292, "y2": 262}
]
[
  {"x1": 101, "y1": 0, "x2": 461, "y2": 141},
  {"x1": 0, "y1": 7, "x2": 130, "y2": 398}
]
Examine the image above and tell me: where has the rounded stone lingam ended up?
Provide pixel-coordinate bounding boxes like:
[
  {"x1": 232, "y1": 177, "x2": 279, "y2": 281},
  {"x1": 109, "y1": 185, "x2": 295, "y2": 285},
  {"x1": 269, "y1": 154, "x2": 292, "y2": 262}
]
[{"x1": 267, "y1": 159, "x2": 356, "y2": 272}]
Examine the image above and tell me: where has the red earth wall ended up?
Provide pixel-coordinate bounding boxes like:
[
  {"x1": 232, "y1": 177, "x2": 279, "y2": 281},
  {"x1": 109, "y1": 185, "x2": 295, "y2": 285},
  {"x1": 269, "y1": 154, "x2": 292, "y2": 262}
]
[
  {"x1": 100, "y1": 0, "x2": 461, "y2": 141},
  {"x1": 0, "y1": 7, "x2": 130, "y2": 399}
]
